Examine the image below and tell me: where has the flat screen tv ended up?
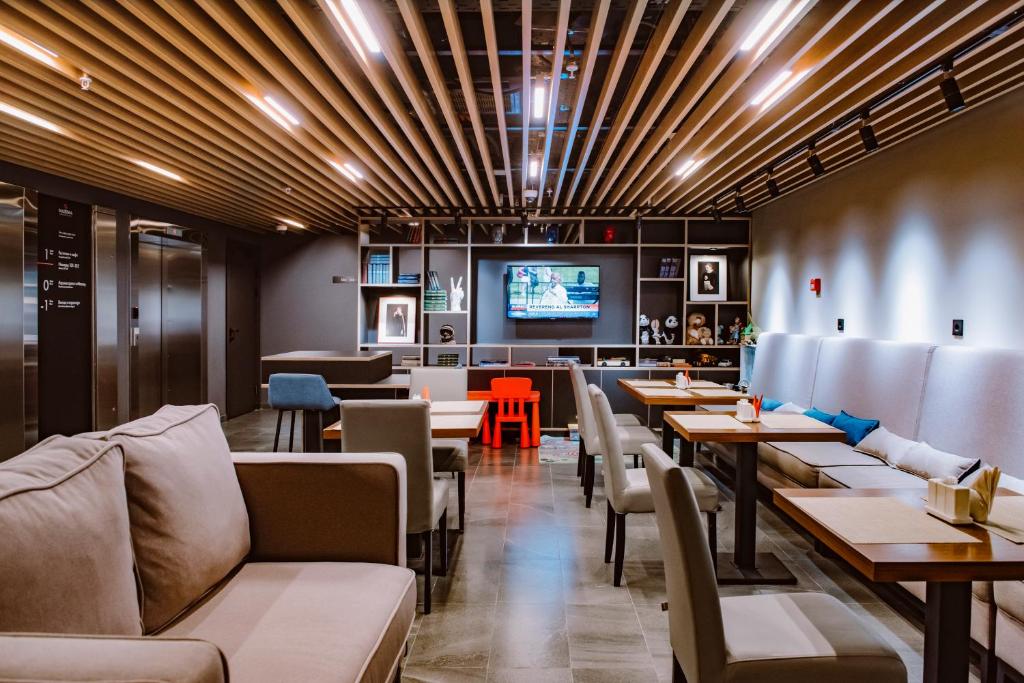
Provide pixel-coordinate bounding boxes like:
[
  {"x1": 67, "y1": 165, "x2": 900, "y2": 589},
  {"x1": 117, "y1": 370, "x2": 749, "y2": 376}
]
[{"x1": 506, "y1": 265, "x2": 600, "y2": 320}]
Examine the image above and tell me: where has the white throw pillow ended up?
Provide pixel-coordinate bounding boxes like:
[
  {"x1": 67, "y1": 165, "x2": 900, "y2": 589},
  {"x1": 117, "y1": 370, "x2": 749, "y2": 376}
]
[
  {"x1": 897, "y1": 442, "x2": 979, "y2": 482},
  {"x1": 853, "y1": 426, "x2": 916, "y2": 466},
  {"x1": 775, "y1": 402, "x2": 807, "y2": 414}
]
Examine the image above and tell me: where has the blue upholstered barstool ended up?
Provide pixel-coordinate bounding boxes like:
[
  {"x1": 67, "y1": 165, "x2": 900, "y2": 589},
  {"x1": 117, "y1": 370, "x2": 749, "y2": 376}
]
[{"x1": 267, "y1": 373, "x2": 341, "y2": 452}]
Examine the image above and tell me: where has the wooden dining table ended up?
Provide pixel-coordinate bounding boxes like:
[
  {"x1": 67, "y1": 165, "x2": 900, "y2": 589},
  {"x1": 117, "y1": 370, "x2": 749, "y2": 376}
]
[
  {"x1": 664, "y1": 412, "x2": 846, "y2": 585},
  {"x1": 323, "y1": 399, "x2": 488, "y2": 441},
  {"x1": 775, "y1": 487, "x2": 1024, "y2": 683}
]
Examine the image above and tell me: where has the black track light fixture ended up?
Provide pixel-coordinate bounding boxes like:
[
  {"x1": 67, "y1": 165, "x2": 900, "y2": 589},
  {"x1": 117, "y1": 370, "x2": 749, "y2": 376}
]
[
  {"x1": 766, "y1": 171, "x2": 780, "y2": 197},
  {"x1": 454, "y1": 210, "x2": 462, "y2": 230},
  {"x1": 734, "y1": 187, "x2": 748, "y2": 214},
  {"x1": 379, "y1": 212, "x2": 387, "y2": 231},
  {"x1": 807, "y1": 146, "x2": 825, "y2": 176},
  {"x1": 858, "y1": 113, "x2": 879, "y2": 152},
  {"x1": 711, "y1": 199, "x2": 722, "y2": 223},
  {"x1": 520, "y1": 210, "x2": 528, "y2": 230},
  {"x1": 940, "y1": 65, "x2": 966, "y2": 113}
]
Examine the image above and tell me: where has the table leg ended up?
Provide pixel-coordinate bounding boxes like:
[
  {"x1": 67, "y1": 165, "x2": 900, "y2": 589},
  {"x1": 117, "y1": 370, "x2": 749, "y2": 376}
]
[
  {"x1": 531, "y1": 399, "x2": 540, "y2": 447},
  {"x1": 661, "y1": 406, "x2": 695, "y2": 461},
  {"x1": 301, "y1": 409, "x2": 323, "y2": 453},
  {"x1": 661, "y1": 411, "x2": 675, "y2": 456},
  {"x1": 716, "y1": 442, "x2": 796, "y2": 585},
  {"x1": 924, "y1": 582, "x2": 972, "y2": 683}
]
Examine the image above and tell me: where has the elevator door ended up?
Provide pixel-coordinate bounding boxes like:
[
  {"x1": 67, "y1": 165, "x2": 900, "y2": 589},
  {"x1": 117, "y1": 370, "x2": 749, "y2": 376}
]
[{"x1": 132, "y1": 235, "x2": 204, "y2": 419}]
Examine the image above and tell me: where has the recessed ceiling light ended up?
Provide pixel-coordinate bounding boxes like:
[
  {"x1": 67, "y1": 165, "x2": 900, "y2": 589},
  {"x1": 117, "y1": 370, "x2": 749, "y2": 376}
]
[
  {"x1": 750, "y1": 69, "x2": 807, "y2": 111},
  {"x1": 754, "y1": 0, "x2": 810, "y2": 58},
  {"x1": 675, "y1": 158, "x2": 704, "y2": 178},
  {"x1": 528, "y1": 158, "x2": 540, "y2": 179},
  {"x1": 0, "y1": 101, "x2": 62, "y2": 133},
  {"x1": 532, "y1": 83, "x2": 546, "y2": 120},
  {"x1": 133, "y1": 160, "x2": 184, "y2": 182},
  {"x1": 0, "y1": 27, "x2": 58, "y2": 68},
  {"x1": 244, "y1": 93, "x2": 298, "y2": 130},
  {"x1": 740, "y1": 1, "x2": 791, "y2": 52},
  {"x1": 279, "y1": 218, "x2": 305, "y2": 229}
]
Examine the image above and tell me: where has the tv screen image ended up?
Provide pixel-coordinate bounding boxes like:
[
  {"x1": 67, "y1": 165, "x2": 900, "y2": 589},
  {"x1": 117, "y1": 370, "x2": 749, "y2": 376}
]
[{"x1": 506, "y1": 265, "x2": 600, "y2": 320}]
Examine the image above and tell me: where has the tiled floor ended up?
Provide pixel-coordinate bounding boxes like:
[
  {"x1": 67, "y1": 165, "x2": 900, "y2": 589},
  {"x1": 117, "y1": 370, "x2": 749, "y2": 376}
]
[{"x1": 224, "y1": 410, "x2": 941, "y2": 682}]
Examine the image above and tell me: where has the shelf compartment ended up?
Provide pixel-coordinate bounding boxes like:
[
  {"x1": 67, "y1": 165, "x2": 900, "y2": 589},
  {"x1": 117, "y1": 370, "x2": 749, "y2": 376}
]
[
  {"x1": 583, "y1": 218, "x2": 637, "y2": 245},
  {"x1": 687, "y1": 219, "x2": 749, "y2": 246}
]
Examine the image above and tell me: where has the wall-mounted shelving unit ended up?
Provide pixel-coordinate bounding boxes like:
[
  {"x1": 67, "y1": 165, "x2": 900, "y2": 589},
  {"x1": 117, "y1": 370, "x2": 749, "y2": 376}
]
[{"x1": 355, "y1": 215, "x2": 751, "y2": 422}]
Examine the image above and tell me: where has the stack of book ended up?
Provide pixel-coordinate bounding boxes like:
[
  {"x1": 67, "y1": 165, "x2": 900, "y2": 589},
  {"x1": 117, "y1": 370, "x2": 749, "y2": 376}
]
[
  {"x1": 425, "y1": 270, "x2": 442, "y2": 290},
  {"x1": 435, "y1": 353, "x2": 460, "y2": 367},
  {"x1": 658, "y1": 257, "x2": 682, "y2": 278},
  {"x1": 405, "y1": 224, "x2": 422, "y2": 243},
  {"x1": 400, "y1": 355, "x2": 421, "y2": 367},
  {"x1": 363, "y1": 251, "x2": 391, "y2": 284},
  {"x1": 424, "y1": 290, "x2": 448, "y2": 311},
  {"x1": 396, "y1": 272, "x2": 420, "y2": 285},
  {"x1": 477, "y1": 359, "x2": 508, "y2": 367}
]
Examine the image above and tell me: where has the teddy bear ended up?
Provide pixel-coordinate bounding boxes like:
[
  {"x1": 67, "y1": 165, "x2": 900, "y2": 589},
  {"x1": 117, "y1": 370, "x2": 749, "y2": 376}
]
[
  {"x1": 686, "y1": 312, "x2": 707, "y2": 345},
  {"x1": 699, "y1": 327, "x2": 715, "y2": 345}
]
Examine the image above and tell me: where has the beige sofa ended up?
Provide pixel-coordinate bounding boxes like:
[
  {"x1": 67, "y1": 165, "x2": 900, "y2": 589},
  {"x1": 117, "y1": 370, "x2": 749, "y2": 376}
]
[
  {"x1": 0, "y1": 404, "x2": 414, "y2": 682},
  {"x1": 708, "y1": 333, "x2": 1024, "y2": 681}
]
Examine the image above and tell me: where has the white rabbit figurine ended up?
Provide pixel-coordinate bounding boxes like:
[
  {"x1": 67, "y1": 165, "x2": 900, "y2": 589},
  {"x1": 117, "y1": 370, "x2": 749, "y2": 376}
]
[{"x1": 449, "y1": 276, "x2": 465, "y2": 312}]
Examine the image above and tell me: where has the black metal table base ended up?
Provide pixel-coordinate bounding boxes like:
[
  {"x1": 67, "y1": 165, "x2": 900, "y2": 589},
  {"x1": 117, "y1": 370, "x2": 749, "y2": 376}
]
[
  {"x1": 715, "y1": 552, "x2": 798, "y2": 585},
  {"x1": 924, "y1": 581, "x2": 972, "y2": 683}
]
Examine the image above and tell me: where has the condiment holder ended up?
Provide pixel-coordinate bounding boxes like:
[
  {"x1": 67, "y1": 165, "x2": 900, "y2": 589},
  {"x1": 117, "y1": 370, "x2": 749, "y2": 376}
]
[
  {"x1": 735, "y1": 399, "x2": 758, "y2": 422},
  {"x1": 925, "y1": 477, "x2": 973, "y2": 525},
  {"x1": 674, "y1": 370, "x2": 691, "y2": 390}
]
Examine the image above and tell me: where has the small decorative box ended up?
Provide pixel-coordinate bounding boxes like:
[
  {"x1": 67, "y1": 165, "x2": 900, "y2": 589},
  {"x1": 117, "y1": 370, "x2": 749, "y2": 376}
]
[{"x1": 924, "y1": 478, "x2": 973, "y2": 525}]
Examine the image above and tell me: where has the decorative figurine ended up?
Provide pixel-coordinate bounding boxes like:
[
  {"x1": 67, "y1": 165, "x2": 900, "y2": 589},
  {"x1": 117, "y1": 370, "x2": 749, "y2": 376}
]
[
  {"x1": 650, "y1": 318, "x2": 664, "y2": 345},
  {"x1": 439, "y1": 323, "x2": 456, "y2": 345},
  {"x1": 639, "y1": 313, "x2": 651, "y2": 345},
  {"x1": 449, "y1": 276, "x2": 464, "y2": 312},
  {"x1": 663, "y1": 315, "x2": 679, "y2": 345},
  {"x1": 729, "y1": 316, "x2": 743, "y2": 344},
  {"x1": 640, "y1": 328, "x2": 650, "y2": 345}
]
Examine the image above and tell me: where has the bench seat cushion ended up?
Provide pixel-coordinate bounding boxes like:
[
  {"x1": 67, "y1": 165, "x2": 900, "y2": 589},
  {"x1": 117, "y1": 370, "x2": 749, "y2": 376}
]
[
  {"x1": 164, "y1": 562, "x2": 416, "y2": 683},
  {"x1": 757, "y1": 442, "x2": 885, "y2": 488},
  {"x1": 996, "y1": 581, "x2": 1024, "y2": 673},
  {"x1": 818, "y1": 465, "x2": 927, "y2": 490}
]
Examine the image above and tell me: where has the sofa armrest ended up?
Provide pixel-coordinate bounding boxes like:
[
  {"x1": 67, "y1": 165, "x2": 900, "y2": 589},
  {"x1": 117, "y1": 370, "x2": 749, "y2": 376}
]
[
  {"x1": 232, "y1": 452, "x2": 407, "y2": 566},
  {"x1": 0, "y1": 633, "x2": 227, "y2": 682}
]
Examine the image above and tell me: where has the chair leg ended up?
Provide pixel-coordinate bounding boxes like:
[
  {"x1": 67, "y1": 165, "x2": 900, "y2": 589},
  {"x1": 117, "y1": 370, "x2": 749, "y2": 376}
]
[
  {"x1": 482, "y1": 413, "x2": 491, "y2": 445},
  {"x1": 577, "y1": 438, "x2": 586, "y2": 479},
  {"x1": 707, "y1": 511, "x2": 718, "y2": 575},
  {"x1": 979, "y1": 647, "x2": 998, "y2": 683},
  {"x1": 439, "y1": 510, "x2": 448, "y2": 577},
  {"x1": 613, "y1": 512, "x2": 627, "y2": 586},
  {"x1": 288, "y1": 411, "x2": 296, "y2": 452},
  {"x1": 584, "y1": 454, "x2": 595, "y2": 508},
  {"x1": 457, "y1": 472, "x2": 466, "y2": 531},
  {"x1": 605, "y1": 501, "x2": 616, "y2": 563},
  {"x1": 422, "y1": 530, "x2": 433, "y2": 614},
  {"x1": 273, "y1": 410, "x2": 283, "y2": 452},
  {"x1": 633, "y1": 453, "x2": 639, "y2": 469},
  {"x1": 492, "y1": 419, "x2": 502, "y2": 448},
  {"x1": 672, "y1": 652, "x2": 687, "y2": 683},
  {"x1": 520, "y1": 418, "x2": 529, "y2": 448}
]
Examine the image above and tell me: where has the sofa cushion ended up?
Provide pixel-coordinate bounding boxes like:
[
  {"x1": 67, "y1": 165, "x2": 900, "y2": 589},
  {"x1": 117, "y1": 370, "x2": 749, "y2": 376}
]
[
  {"x1": 0, "y1": 436, "x2": 141, "y2": 635},
  {"x1": 818, "y1": 465, "x2": 928, "y2": 489},
  {"x1": 757, "y1": 442, "x2": 884, "y2": 488},
  {"x1": 831, "y1": 410, "x2": 880, "y2": 446},
  {"x1": 106, "y1": 404, "x2": 250, "y2": 633},
  {"x1": 164, "y1": 562, "x2": 416, "y2": 683},
  {"x1": 996, "y1": 581, "x2": 1024, "y2": 631},
  {"x1": 996, "y1": 584, "x2": 1024, "y2": 675},
  {"x1": 804, "y1": 407, "x2": 837, "y2": 425},
  {"x1": 776, "y1": 402, "x2": 807, "y2": 414},
  {"x1": 853, "y1": 426, "x2": 916, "y2": 466},
  {"x1": 897, "y1": 442, "x2": 978, "y2": 482}
]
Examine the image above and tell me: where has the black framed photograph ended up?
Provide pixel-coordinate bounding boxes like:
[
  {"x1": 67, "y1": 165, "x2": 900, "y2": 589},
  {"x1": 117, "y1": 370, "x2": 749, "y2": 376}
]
[
  {"x1": 377, "y1": 295, "x2": 417, "y2": 344},
  {"x1": 689, "y1": 254, "x2": 727, "y2": 301}
]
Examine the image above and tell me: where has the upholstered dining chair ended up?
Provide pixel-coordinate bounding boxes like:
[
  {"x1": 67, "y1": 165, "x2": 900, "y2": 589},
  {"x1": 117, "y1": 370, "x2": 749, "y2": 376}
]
[
  {"x1": 643, "y1": 444, "x2": 907, "y2": 683},
  {"x1": 568, "y1": 361, "x2": 645, "y2": 474},
  {"x1": 573, "y1": 371, "x2": 659, "y2": 508},
  {"x1": 340, "y1": 399, "x2": 449, "y2": 614},
  {"x1": 410, "y1": 367, "x2": 469, "y2": 531},
  {"x1": 590, "y1": 386, "x2": 719, "y2": 586}
]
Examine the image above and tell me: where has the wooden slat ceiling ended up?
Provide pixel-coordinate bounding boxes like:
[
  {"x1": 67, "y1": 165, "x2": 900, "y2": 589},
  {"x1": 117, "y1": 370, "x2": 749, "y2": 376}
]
[{"x1": 0, "y1": 1, "x2": 1022, "y2": 235}]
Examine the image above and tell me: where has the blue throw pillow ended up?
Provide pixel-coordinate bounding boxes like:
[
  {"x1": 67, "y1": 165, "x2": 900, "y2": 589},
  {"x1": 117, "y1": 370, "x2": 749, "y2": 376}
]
[
  {"x1": 761, "y1": 398, "x2": 783, "y2": 412},
  {"x1": 804, "y1": 407, "x2": 837, "y2": 425},
  {"x1": 832, "y1": 410, "x2": 880, "y2": 446}
]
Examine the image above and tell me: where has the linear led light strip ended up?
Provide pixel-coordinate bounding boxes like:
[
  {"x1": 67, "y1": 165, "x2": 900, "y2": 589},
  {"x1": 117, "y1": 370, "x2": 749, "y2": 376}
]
[
  {"x1": 278, "y1": 218, "x2": 305, "y2": 229},
  {"x1": 0, "y1": 26, "x2": 58, "y2": 68},
  {"x1": 133, "y1": 159, "x2": 184, "y2": 182},
  {"x1": 528, "y1": 158, "x2": 540, "y2": 179},
  {"x1": 750, "y1": 69, "x2": 808, "y2": 111},
  {"x1": 675, "y1": 158, "x2": 704, "y2": 178},
  {"x1": 244, "y1": 93, "x2": 300, "y2": 129},
  {"x1": 533, "y1": 83, "x2": 546, "y2": 120},
  {"x1": 0, "y1": 101, "x2": 62, "y2": 133},
  {"x1": 329, "y1": 160, "x2": 364, "y2": 182},
  {"x1": 325, "y1": 0, "x2": 380, "y2": 63}
]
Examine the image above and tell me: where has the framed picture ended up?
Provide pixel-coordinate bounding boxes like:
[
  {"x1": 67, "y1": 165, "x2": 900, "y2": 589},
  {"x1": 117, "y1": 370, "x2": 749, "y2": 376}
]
[
  {"x1": 377, "y1": 295, "x2": 417, "y2": 344},
  {"x1": 689, "y1": 255, "x2": 727, "y2": 301}
]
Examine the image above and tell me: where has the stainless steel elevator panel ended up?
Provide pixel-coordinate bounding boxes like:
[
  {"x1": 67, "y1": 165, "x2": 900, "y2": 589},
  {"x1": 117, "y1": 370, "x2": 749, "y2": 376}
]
[
  {"x1": 0, "y1": 183, "x2": 25, "y2": 459},
  {"x1": 93, "y1": 207, "x2": 119, "y2": 430},
  {"x1": 134, "y1": 239, "x2": 164, "y2": 419}
]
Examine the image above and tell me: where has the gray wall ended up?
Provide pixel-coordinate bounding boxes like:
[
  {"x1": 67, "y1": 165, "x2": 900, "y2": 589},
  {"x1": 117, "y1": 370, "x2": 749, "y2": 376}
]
[
  {"x1": 751, "y1": 87, "x2": 1024, "y2": 348},
  {"x1": 474, "y1": 248, "x2": 635, "y2": 344},
  {"x1": 260, "y1": 234, "x2": 359, "y2": 354}
]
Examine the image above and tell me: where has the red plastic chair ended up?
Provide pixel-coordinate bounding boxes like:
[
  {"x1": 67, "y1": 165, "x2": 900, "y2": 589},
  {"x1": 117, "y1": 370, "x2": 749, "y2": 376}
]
[{"x1": 490, "y1": 377, "x2": 532, "y2": 448}]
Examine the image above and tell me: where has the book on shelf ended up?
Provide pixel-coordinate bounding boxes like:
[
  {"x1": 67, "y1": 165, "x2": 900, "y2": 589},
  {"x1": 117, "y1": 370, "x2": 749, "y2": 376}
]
[
  {"x1": 435, "y1": 353, "x2": 461, "y2": 367},
  {"x1": 400, "y1": 355, "x2": 421, "y2": 367},
  {"x1": 478, "y1": 359, "x2": 508, "y2": 367},
  {"x1": 396, "y1": 272, "x2": 420, "y2": 284},
  {"x1": 426, "y1": 270, "x2": 442, "y2": 291},
  {"x1": 363, "y1": 251, "x2": 391, "y2": 284},
  {"x1": 511, "y1": 361, "x2": 536, "y2": 367},
  {"x1": 657, "y1": 257, "x2": 682, "y2": 278},
  {"x1": 546, "y1": 356, "x2": 581, "y2": 367}
]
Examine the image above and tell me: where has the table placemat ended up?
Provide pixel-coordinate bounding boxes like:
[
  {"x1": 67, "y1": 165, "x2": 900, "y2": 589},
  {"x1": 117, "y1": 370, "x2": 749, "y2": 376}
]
[
  {"x1": 431, "y1": 414, "x2": 482, "y2": 430},
  {"x1": 760, "y1": 413, "x2": 832, "y2": 430},
  {"x1": 670, "y1": 415, "x2": 752, "y2": 431},
  {"x1": 687, "y1": 380, "x2": 722, "y2": 389},
  {"x1": 688, "y1": 388, "x2": 743, "y2": 397},
  {"x1": 626, "y1": 380, "x2": 674, "y2": 388},
  {"x1": 429, "y1": 400, "x2": 487, "y2": 414},
  {"x1": 979, "y1": 496, "x2": 1024, "y2": 544},
  {"x1": 638, "y1": 388, "x2": 693, "y2": 398},
  {"x1": 792, "y1": 497, "x2": 982, "y2": 544}
]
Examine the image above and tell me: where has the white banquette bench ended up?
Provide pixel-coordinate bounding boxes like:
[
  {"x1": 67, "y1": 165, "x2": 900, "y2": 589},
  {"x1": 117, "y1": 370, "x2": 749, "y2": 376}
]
[{"x1": 705, "y1": 332, "x2": 1024, "y2": 681}]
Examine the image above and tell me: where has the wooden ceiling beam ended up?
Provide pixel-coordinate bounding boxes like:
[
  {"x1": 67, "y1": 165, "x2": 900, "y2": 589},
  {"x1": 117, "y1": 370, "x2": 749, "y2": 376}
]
[
  {"x1": 396, "y1": 0, "x2": 488, "y2": 206},
  {"x1": 563, "y1": 0, "x2": 647, "y2": 206},
  {"x1": 591, "y1": 0, "x2": 733, "y2": 205},
  {"x1": 440, "y1": 0, "x2": 500, "y2": 206},
  {"x1": 480, "y1": 0, "x2": 514, "y2": 206},
  {"x1": 552, "y1": 0, "x2": 610, "y2": 206},
  {"x1": 579, "y1": 0, "x2": 692, "y2": 206},
  {"x1": 535, "y1": 0, "x2": 570, "y2": 205},
  {"x1": 520, "y1": 0, "x2": 532, "y2": 207}
]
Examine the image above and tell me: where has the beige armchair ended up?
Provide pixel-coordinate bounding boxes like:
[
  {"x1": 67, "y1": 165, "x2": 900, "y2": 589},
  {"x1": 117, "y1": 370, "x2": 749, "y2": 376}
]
[
  {"x1": 643, "y1": 445, "x2": 907, "y2": 683},
  {"x1": 590, "y1": 386, "x2": 720, "y2": 586},
  {"x1": 341, "y1": 399, "x2": 449, "y2": 613}
]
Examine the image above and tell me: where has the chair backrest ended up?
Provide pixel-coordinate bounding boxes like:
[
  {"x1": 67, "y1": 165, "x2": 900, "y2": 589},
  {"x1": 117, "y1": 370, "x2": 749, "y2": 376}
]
[
  {"x1": 409, "y1": 367, "x2": 468, "y2": 401},
  {"x1": 569, "y1": 362, "x2": 601, "y2": 453},
  {"x1": 643, "y1": 444, "x2": 726, "y2": 683},
  {"x1": 588, "y1": 385, "x2": 630, "y2": 510},
  {"x1": 267, "y1": 373, "x2": 336, "y2": 412},
  {"x1": 339, "y1": 400, "x2": 434, "y2": 534},
  {"x1": 491, "y1": 377, "x2": 531, "y2": 417}
]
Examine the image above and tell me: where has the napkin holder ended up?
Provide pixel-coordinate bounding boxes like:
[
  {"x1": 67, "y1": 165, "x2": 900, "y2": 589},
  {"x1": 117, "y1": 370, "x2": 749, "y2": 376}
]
[
  {"x1": 925, "y1": 478, "x2": 973, "y2": 525},
  {"x1": 735, "y1": 399, "x2": 759, "y2": 423}
]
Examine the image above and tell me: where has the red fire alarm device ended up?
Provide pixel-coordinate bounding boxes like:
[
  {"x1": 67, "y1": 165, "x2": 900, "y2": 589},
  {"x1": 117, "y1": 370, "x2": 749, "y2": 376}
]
[{"x1": 810, "y1": 278, "x2": 822, "y2": 296}]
